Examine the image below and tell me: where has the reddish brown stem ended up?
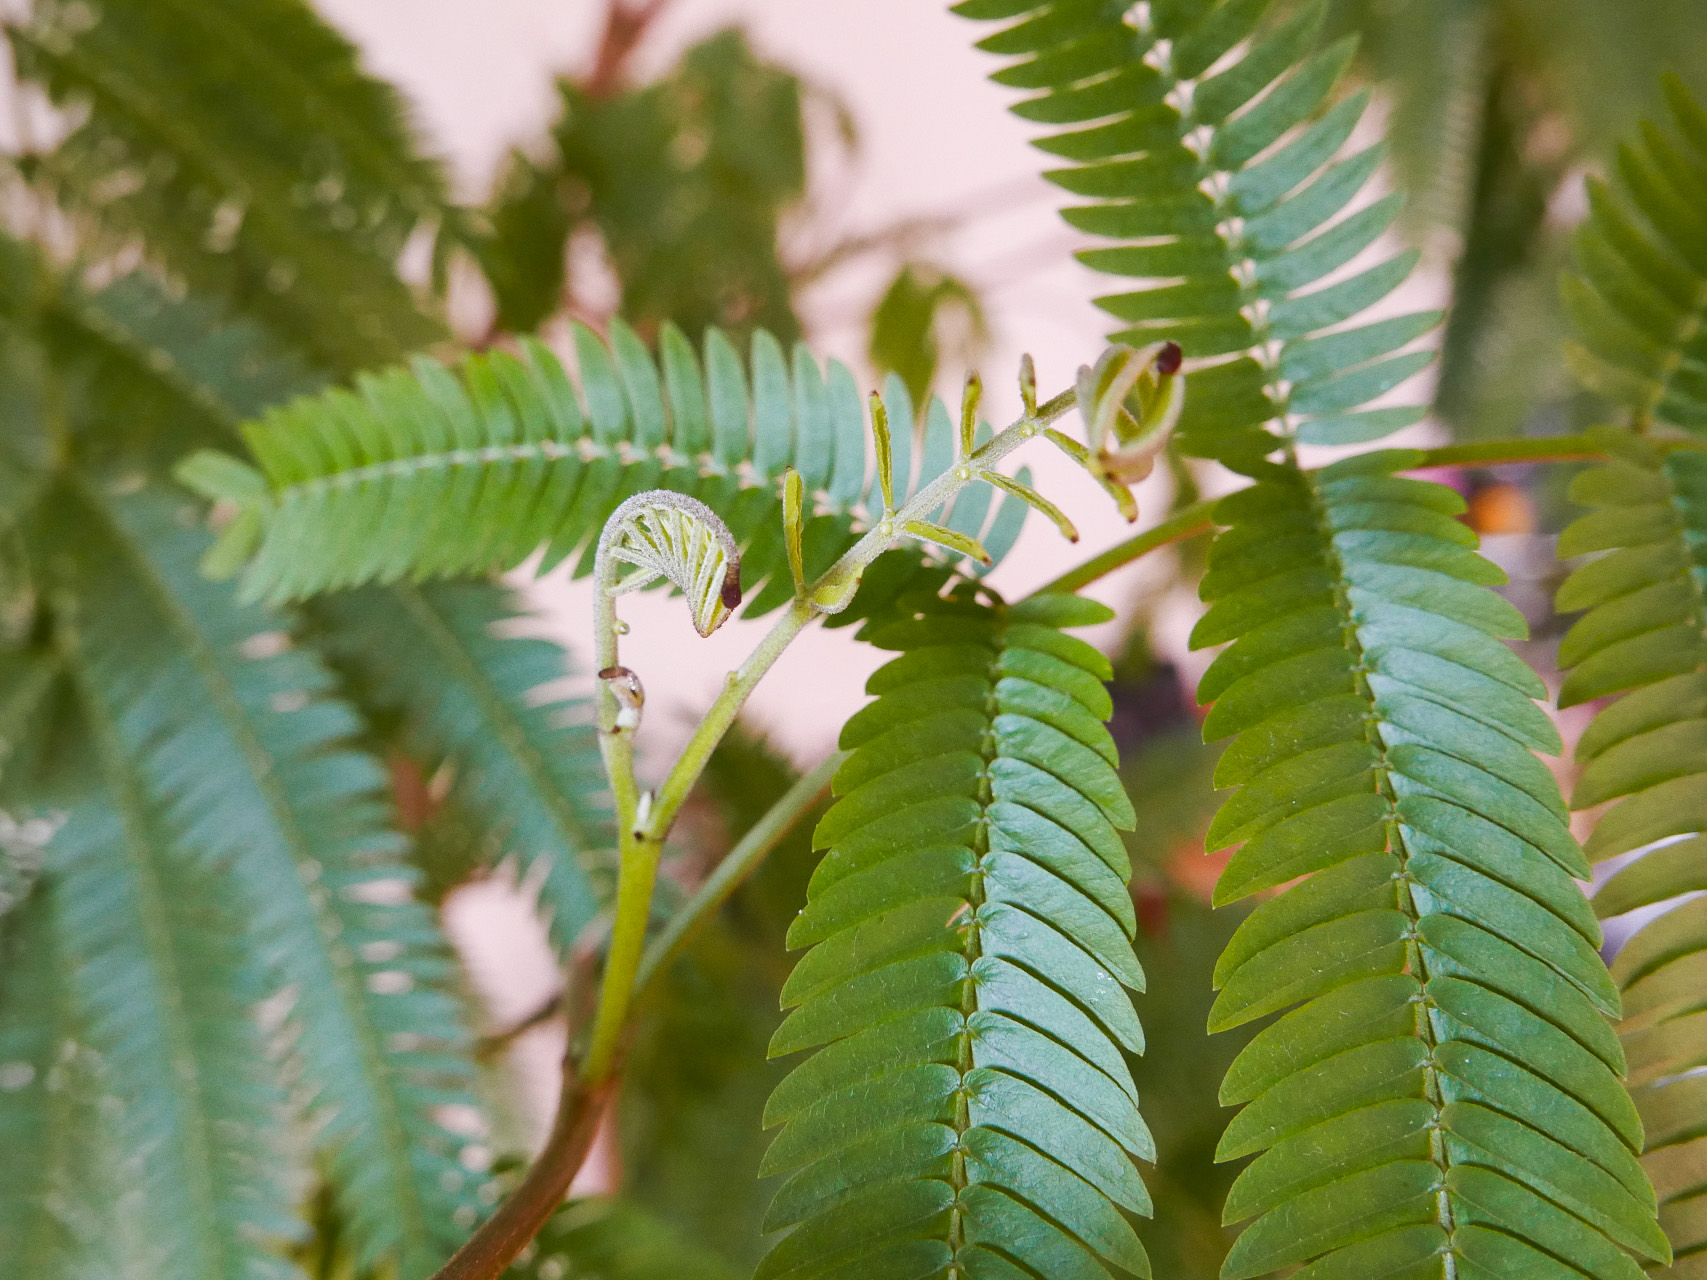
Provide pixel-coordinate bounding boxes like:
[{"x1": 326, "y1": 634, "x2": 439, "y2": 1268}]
[
  {"x1": 428, "y1": 1076, "x2": 616, "y2": 1280},
  {"x1": 584, "y1": 0, "x2": 673, "y2": 98}
]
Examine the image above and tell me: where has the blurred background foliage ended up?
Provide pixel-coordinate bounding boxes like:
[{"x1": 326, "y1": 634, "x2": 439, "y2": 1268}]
[{"x1": 0, "y1": 0, "x2": 1704, "y2": 1278}]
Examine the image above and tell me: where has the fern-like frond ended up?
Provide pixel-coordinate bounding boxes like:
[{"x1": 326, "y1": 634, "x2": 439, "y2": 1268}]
[
  {"x1": 310, "y1": 581, "x2": 613, "y2": 952},
  {"x1": 50, "y1": 272, "x2": 326, "y2": 444},
  {"x1": 42, "y1": 471, "x2": 490, "y2": 1276},
  {"x1": 504, "y1": 1198, "x2": 740, "y2": 1280},
  {"x1": 958, "y1": 0, "x2": 1439, "y2": 466},
  {"x1": 189, "y1": 322, "x2": 1030, "y2": 609},
  {"x1": 1193, "y1": 450, "x2": 1665, "y2": 1278},
  {"x1": 10, "y1": 0, "x2": 451, "y2": 372},
  {"x1": 51, "y1": 634, "x2": 306, "y2": 1280},
  {"x1": 1556, "y1": 434, "x2": 1707, "y2": 1270},
  {"x1": 1561, "y1": 76, "x2": 1707, "y2": 431},
  {"x1": 758, "y1": 590, "x2": 1151, "y2": 1279},
  {"x1": 56, "y1": 272, "x2": 617, "y2": 955}
]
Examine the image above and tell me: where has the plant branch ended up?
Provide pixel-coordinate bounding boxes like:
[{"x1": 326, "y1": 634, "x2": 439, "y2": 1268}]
[
  {"x1": 1413, "y1": 433, "x2": 1605, "y2": 468},
  {"x1": 431, "y1": 372, "x2": 1125, "y2": 1280},
  {"x1": 476, "y1": 992, "x2": 562, "y2": 1060},
  {"x1": 1029, "y1": 500, "x2": 1216, "y2": 598},
  {"x1": 428, "y1": 1075, "x2": 615, "y2": 1280},
  {"x1": 1028, "y1": 430, "x2": 1707, "y2": 599},
  {"x1": 583, "y1": 0, "x2": 673, "y2": 98},
  {"x1": 633, "y1": 748, "x2": 846, "y2": 1004}
]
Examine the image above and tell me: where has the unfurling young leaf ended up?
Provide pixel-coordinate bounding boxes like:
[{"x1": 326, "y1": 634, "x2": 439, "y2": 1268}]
[
  {"x1": 600, "y1": 490, "x2": 743, "y2": 639},
  {"x1": 985, "y1": 470, "x2": 1079, "y2": 544},
  {"x1": 958, "y1": 371, "x2": 983, "y2": 458}
]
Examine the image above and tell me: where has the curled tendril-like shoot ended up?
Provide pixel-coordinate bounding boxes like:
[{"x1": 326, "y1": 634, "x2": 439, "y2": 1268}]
[
  {"x1": 596, "y1": 490, "x2": 742, "y2": 638},
  {"x1": 593, "y1": 490, "x2": 742, "y2": 739},
  {"x1": 1075, "y1": 341, "x2": 1185, "y2": 488}
]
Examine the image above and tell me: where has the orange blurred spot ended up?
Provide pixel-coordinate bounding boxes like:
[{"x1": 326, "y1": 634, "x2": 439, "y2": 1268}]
[{"x1": 1467, "y1": 482, "x2": 1535, "y2": 535}]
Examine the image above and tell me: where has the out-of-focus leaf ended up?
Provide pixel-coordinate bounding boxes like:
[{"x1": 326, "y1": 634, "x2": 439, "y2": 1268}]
[
  {"x1": 504, "y1": 1197, "x2": 739, "y2": 1280},
  {"x1": 11, "y1": 0, "x2": 454, "y2": 372},
  {"x1": 309, "y1": 581, "x2": 613, "y2": 954},
  {"x1": 868, "y1": 263, "x2": 989, "y2": 412},
  {"x1": 481, "y1": 29, "x2": 806, "y2": 341}
]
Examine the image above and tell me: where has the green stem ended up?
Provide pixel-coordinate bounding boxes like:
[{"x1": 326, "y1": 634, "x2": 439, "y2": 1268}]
[
  {"x1": 1414, "y1": 433, "x2": 1605, "y2": 467},
  {"x1": 633, "y1": 749, "x2": 846, "y2": 1005},
  {"x1": 1031, "y1": 430, "x2": 1707, "y2": 599},
  {"x1": 579, "y1": 596, "x2": 814, "y2": 1083},
  {"x1": 578, "y1": 826, "x2": 660, "y2": 1085},
  {"x1": 577, "y1": 385, "x2": 1085, "y2": 1094},
  {"x1": 1029, "y1": 499, "x2": 1216, "y2": 597}
]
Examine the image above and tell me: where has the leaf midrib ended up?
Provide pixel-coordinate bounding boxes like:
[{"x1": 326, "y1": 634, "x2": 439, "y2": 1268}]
[{"x1": 1304, "y1": 468, "x2": 1459, "y2": 1261}]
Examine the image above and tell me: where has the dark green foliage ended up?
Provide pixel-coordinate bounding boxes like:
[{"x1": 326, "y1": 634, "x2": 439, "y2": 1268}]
[
  {"x1": 1427, "y1": 41, "x2": 1569, "y2": 439},
  {"x1": 65, "y1": 269, "x2": 617, "y2": 959},
  {"x1": 956, "y1": 0, "x2": 1438, "y2": 466},
  {"x1": 309, "y1": 581, "x2": 612, "y2": 953},
  {"x1": 1193, "y1": 448, "x2": 1664, "y2": 1277},
  {"x1": 0, "y1": 886, "x2": 77, "y2": 1280},
  {"x1": 1125, "y1": 898, "x2": 1251, "y2": 1280},
  {"x1": 1556, "y1": 433, "x2": 1707, "y2": 1269},
  {"x1": 1561, "y1": 76, "x2": 1707, "y2": 431},
  {"x1": 10, "y1": 1, "x2": 1707, "y2": 1276},
  {"x1": 10, "y1": 0, "x2": 454, "y2": 373},
  {"x1": 196, "y1": 320, "x2": 1029, "y2": 612},
  {"x1": 480, "y1": 30, "x2": 806, "y2": 341},
  {"x1": 0, "y1": 239, "x2": 526, "y2": 1278},
  {"x1": 759, "y1": 590, "x2": 1151, "y2": 1280},
  {"x1": 504, "y1": 1197, "x2": 740, "y2": 1280}
]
